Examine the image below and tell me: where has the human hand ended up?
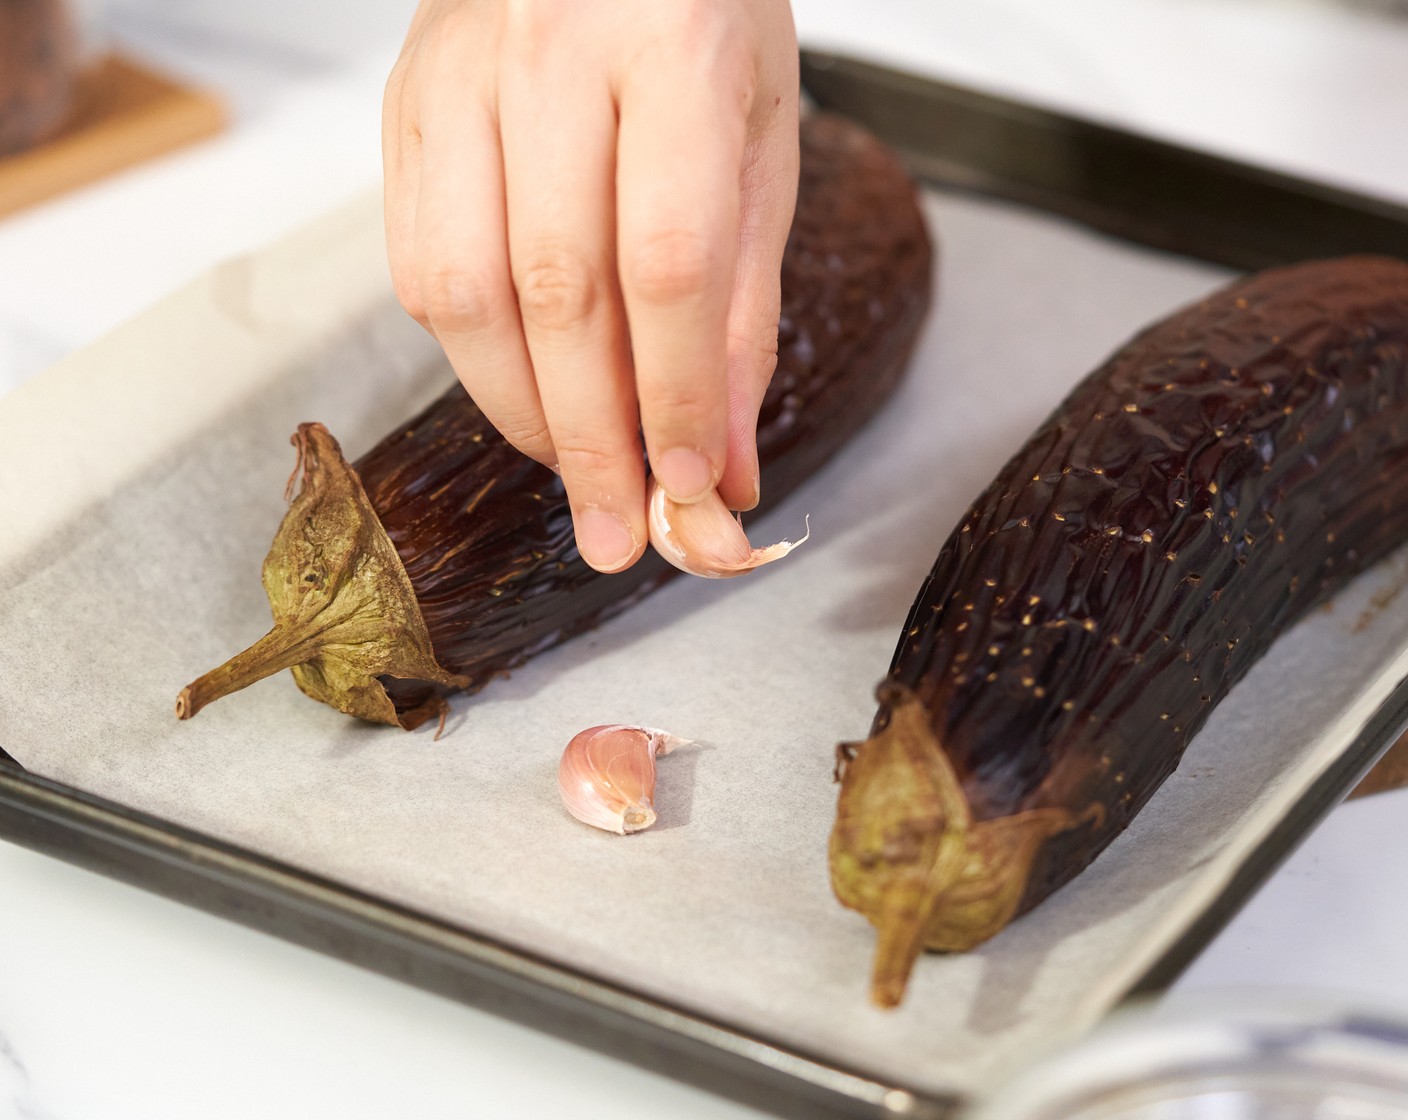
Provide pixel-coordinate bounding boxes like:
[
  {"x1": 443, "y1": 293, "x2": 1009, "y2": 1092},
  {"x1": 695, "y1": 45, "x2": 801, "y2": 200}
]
[{"x1": 383, "y1": 0, "x2": 800, "y2": 573}]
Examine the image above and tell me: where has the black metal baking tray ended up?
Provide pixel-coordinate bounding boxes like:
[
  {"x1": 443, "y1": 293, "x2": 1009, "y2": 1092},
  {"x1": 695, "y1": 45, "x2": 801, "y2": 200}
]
[
  {"x1": 798, "y1": 49, "x2": 1408, "y2": 271},
  {"x1": 5, "y1": 49, "x2": 1408, "y2": 1120}
]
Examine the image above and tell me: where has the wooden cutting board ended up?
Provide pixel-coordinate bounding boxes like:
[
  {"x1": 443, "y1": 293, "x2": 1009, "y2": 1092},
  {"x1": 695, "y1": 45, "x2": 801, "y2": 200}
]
[
  {"x1": 0, "y1": 53, "x2": 225, "y2": 219},
  {"x1": 1351, "y1": 728, "x2": 1408, "y2": 798}
]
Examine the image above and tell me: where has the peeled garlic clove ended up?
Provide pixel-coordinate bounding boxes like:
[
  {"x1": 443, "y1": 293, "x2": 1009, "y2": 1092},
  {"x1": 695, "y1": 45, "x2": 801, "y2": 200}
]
[
  {"x1": 647, "y1": 480, "x2": 809, "y2": 579},
  {"x1": 557, "y1": 724, "x2": 689, "y2": 835}
]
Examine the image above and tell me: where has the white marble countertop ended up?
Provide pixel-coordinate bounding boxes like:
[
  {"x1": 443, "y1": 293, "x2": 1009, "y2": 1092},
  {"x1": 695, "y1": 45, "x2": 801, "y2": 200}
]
[{"x1": 3, "y1": 1, "x2": 1408, "y2": 1117}]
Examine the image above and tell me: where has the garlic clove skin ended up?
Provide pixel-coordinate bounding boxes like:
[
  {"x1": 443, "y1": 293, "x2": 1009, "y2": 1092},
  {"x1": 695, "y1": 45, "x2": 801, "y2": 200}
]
[
  {"x1": 557, "y1": 724, "x2": 689, "y2": 835},
  {"x1": 647, "y1": 480, "x2": 809, "y2": 579}
]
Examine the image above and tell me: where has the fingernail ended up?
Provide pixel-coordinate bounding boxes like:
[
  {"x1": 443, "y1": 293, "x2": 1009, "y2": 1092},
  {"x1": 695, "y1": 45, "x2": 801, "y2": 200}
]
[
  {"x1": 576, "y1": 507, "x2": 638, "y2": 573},
  {"x1": 743, "y1": 471, "x2": 761, "y2": 512},
  {"x1": 655, "y1": 447, "x2": 716, "y2": 504}
]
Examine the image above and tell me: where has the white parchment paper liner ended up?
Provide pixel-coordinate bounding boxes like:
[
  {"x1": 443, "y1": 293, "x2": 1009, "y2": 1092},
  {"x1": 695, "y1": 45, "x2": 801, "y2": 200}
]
[{"x1": 2, "y1": 189, "x2": 1406, "y2": 1098}]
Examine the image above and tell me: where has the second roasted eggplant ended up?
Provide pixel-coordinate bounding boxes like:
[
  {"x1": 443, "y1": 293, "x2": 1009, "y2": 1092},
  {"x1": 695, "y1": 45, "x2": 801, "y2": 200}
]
[
  {"x1": 830, "y1": 255, "x2": 1408, "y2": 1007},
  {"x1": 177, "y1": 114, "x2": 934, "y2": 729}
]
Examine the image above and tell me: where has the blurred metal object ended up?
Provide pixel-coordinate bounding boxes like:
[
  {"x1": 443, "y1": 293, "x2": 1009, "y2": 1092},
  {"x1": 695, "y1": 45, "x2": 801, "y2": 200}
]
[
  {"x1": 0, "y1": 0, "x2": 81, "y2": 156},
  {"x1": 799, "y1": 48, "x2": 1408, "y2": 271},
  {"x1": 1336, "y1": 0, "x2": 1408, "y2": 17},
  {"x1": 963, "y1": 992, "x2": 1408, "y2": 1119}
]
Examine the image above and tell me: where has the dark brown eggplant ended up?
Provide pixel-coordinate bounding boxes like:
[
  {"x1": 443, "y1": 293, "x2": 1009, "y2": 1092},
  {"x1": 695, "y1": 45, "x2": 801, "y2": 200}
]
[
  {"x1": 176, "y1": 113, "x2": 934, "y2": 730},
  {"x1": 829, "y1": 255, "x2": 1408, "y2": 1007}
]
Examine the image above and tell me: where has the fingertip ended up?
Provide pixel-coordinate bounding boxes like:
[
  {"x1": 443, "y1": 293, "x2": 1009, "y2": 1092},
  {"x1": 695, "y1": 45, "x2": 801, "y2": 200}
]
[
  {"x1": 574, "y1": 505, "x2": 645, "y2": 574},
  {"x1": 653, "y1": 446, "x2": 719, "y2": 505},
  {"x1": 717, "y1": 357, "x2": 767, "y2": 511},
  {"x1": 716, "y1": 426, "x2": 761, "y2": 511},
  {"x1": 718, "y1": 465, "x2": 760, "y2": 513}
]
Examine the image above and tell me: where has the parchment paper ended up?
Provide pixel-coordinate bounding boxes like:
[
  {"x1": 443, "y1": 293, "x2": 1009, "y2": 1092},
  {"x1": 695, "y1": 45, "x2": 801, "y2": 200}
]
[{"x1": 3, "y1": 188, "x2": 1408, "y2": 1098}]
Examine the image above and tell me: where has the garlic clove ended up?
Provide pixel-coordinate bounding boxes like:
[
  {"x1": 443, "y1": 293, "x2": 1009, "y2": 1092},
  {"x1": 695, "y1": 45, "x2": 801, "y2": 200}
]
[
  {"x1": 647, "y1": 480, "x2": 809, "y2": 579},
  {"x1": 557, "y1": 724, "x2": 689, "y2": 835}
]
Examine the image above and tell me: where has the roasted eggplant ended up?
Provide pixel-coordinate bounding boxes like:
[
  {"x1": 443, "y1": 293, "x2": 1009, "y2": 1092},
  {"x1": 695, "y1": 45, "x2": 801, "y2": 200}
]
[
  {"x1": 829, "y1": 255, "x2": 1408, "y2": 1007},
  {"x1": 177, "y1": 114, "x2": 934, "y2": 730}
]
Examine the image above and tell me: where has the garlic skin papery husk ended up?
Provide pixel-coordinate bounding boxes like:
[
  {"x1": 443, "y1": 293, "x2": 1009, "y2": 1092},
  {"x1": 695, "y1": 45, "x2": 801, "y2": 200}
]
[
  {"x1": 557, "y1": 724, "x2": 691, "y2": 835},
  {"x1": 647, "y1": 481, "x2": 810, "y2": 578}
]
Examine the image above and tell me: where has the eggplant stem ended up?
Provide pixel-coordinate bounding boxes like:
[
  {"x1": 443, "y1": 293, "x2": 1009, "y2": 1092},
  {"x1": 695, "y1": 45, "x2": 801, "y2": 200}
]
[
  {"x1": 869, "y1": 826, "x2": 966, "y2": 1008},
  {"x1": 176, "y1": 623, "x2": 325, "y2": 720}
]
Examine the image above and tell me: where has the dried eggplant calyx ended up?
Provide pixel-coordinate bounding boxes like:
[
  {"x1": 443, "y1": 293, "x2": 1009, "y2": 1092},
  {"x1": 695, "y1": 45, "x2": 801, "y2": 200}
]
[
  {"x1": 175, "y1": 424, "x2": 468, "y2": 729},
  {"x1": 830, "y1": 686, "x2": 1095, "y2": 1008}
]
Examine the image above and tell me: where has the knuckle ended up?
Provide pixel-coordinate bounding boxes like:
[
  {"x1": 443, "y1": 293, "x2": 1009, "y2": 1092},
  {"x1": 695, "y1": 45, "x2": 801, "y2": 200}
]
[
  {"x1": 625, "y1": 228, "x2": 717, "y2": 306},
  {"x1": 673, "y1": 0, "x2": 739, "y2": 49},
  {"x1": 505, "y1": 0, "x2": 566, "y2": 41},
  {"x1": 552, "y1": 434, "x2": 625, "y2": 481},
  {"x1": 504, "y1": 0, "x2": 557, "y2": 26},
  {"x1": 421, "y1": 263, "x2": 501, "y2": 334},
  {"x1": 715, "y1": 44, "x2": 758, "y2": 114},
  {"x1": 644, "y1": 380, "x2": 715, "y2": 422},
  {"x1": 394, "y1": 279, "x2": 427, "y2": 326},
  {"x1": 677, "y1": 6, "x2": 756, "y2": 99},
  {"x1": 494, "y1": 414, "x2": 555, "y2": 459},
  {"x1": 515, "y1": 248, "x2": 600, "y2": 333},
  {"x1": 383, "y1": 58, "x2": 411, "y2": 106},
  {"x1": 730, "y1": 328, "x2": 779, "y2": 381},
  {"x1": 422, "y1": 1, "x2": 491, "y2": 60},
  {"x1": 756, "y1": 348, "x2": 780, "y2": 383}
]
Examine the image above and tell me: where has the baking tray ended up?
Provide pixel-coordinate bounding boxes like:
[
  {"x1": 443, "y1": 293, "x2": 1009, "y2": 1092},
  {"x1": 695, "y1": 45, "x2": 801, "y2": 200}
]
[{"x1": 5, "y1": 50, "x2": 1408, "y2": 1120}]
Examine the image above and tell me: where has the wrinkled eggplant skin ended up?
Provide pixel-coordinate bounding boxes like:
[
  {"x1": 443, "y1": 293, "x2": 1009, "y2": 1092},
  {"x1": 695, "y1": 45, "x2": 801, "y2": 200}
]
[
  {"x1": 352, "y1": 114, "x2": 934, "y2": 718},
  {"x1": 878, "y1": 255, "x2": 1408, "y2": 915}
]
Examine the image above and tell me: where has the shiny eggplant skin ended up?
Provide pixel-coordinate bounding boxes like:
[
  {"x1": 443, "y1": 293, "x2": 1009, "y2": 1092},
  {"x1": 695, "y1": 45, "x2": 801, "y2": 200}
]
[
  {"x1": 322, "y1": 113, "x2": 932, "y2": 724},
  {"x1": 831, "y1": 255, "x2": 1408, "y2": 1005}
]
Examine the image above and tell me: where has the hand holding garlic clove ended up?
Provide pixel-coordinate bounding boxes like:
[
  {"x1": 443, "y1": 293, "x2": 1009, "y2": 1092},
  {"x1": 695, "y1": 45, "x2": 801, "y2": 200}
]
[
  {"x1": 647, "y1": 480, "x2": 809, "y2": 579},
  {"x1": 557, "y1": 724, "x2": 690, "y2": 835}
]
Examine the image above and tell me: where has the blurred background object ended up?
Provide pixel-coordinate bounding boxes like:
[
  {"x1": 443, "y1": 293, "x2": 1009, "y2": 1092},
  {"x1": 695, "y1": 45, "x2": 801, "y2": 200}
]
[
  {"x1": 0, "y1": 0, "x2": 81, "y2": 156},
  {"x1": 1339, "y1": 0, "x2": 1408, "y2": 16},
  {"x1": 0, "y1": 0, "x2": 223, "y2": 219},
  {"x1": 963, "y1": 992, "x2": 1408, "y2": 1119}
]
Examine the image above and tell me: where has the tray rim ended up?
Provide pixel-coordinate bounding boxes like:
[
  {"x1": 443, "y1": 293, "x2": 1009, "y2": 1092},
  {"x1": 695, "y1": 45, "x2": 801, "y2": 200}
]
[
  {"x1": 797, "y1": 48, "x2": 1408, "y2": 272},
  {"x1": 6, "y1": 48, "x2": 1408, "y2": 1120},
  {"x1": 0, "y1": 758, "x2": 939, "y2": 1120},
  {"x1": 5, "y1": 672, "x2": 1408, "y2": 1119}
]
